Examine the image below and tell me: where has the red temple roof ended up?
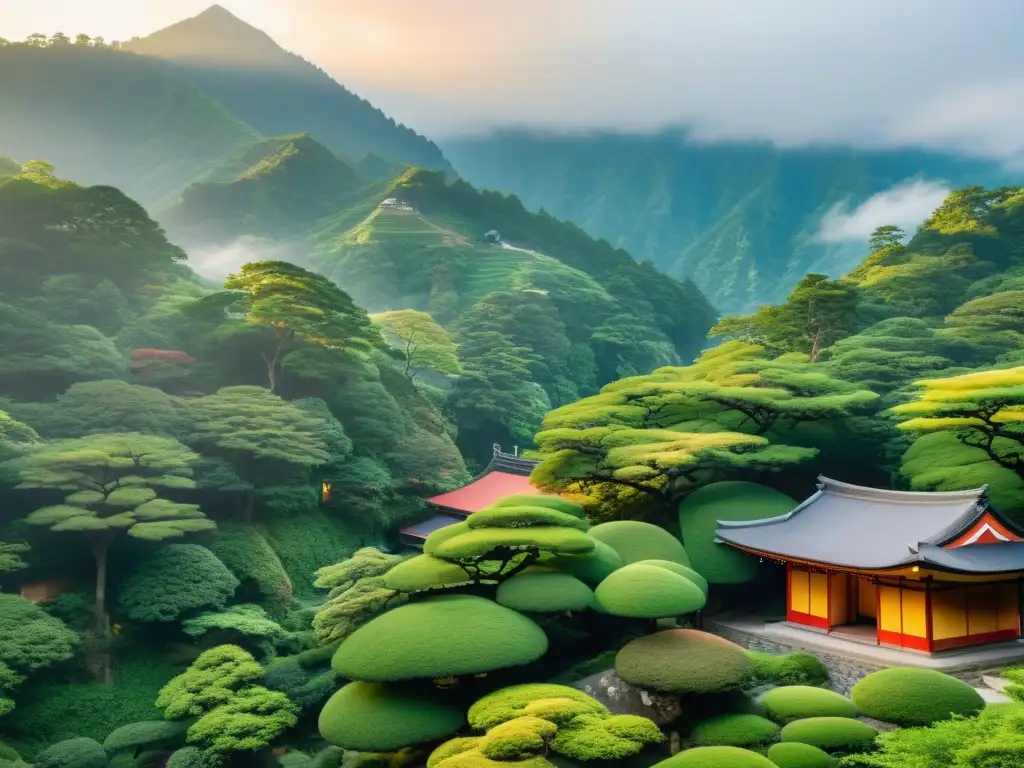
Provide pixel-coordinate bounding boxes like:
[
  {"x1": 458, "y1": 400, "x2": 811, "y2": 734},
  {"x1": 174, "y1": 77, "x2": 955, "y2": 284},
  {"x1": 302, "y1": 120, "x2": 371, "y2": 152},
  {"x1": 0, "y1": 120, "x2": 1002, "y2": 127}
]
[{"x1": 426, "y1": 471, "x2": 538, "y2": 514}]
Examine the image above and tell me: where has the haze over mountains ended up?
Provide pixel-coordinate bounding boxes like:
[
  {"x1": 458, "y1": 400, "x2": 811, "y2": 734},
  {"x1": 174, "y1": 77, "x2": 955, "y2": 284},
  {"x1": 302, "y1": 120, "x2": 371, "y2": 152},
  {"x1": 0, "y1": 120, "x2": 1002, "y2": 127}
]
[{"x1": 1, "y1": 4, "x2": 1019, "y2": 312}]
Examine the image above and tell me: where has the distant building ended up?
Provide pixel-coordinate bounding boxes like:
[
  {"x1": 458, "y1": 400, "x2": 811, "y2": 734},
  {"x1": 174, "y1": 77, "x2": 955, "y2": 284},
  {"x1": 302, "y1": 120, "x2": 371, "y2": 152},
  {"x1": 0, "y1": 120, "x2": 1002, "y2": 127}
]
[{"x1": 379, "y1": 198, "x2": 415, "y2": 212}]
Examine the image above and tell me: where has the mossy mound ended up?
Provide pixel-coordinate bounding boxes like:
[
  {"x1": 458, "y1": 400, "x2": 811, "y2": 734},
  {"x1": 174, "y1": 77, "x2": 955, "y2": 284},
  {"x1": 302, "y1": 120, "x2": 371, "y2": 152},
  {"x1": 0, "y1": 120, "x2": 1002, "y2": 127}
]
[
  {"x1": 761, "y1": 687, "x2": 857, "y2": 721},
  {"x1": 318, "y1": 681, "x2": 465, "y2": 751},
  {"x1": 102, "y1": 720, "x2": 188, "y2": 753},
  {"x1": 635, "y1": 559, "x2": 709, "y2": 595},
  {"x1": 496, "y1": 572, "x2": 594, "y2": 613},
  {"x1": 493, "y1": 495, "x2": 587, "y2": 519},
  {"x1": 546, "y1": 539, "x2": 622, "y2": 584},
  {"x1": 332, "y1": 595, "x2": 548, "y2": 681},
  {"x1": 423, "y1": 521, "x2": 472, "y2": 554},
  {"x1": 588, "y1": 520, "x2": 689, "y2": 566},
  {"x1": 690, "y1": 713, "x2": 780, "y2": 747},
  {"x1": 480, "y1": 716, "x2": 557, "y2": 760},
  {"x1": 431, "y1": 526, "x2": 596, "y2": 559},
  {"x1": 552, "y1": 713, "x2": 665, "y2": 761},
  {"x1": 850, "y1": 666, "x2": 985, "y2": 726},
  {"x1": 469, "y1": 506, "x2": 589, "y2": 531},
  {"x1": 766, "y1": 742, "x2": 837, "y2": 768},
  {"x1": 469, "y1": 684, "x2": 608, "y2": 730},
  {"x1": 428, "y1": 738, "x2": 483, "y2": 768},
  {"x1": 434, "y1": 750, "x2": 556, "y2": 768},
  {"x1": 779, "y1": 717, "x2": 877, "y2": 753},
  {"x1": 383, "y1": 555, "x2": 476, "y2": 592},
  {"x1": 652, "y1": 746, "x2": 778, "y2": 768},
  {"x1": 678, "y1": 481, "x2": 796, "y2": 584},
  {"x1": 616, "y1": 629, "x2": 753, "y2": 693},
  {"x1": 594, "y1": 564, "x2": 706, "y2": 618},
  {"x1": 748, "y1": 652, "x2": 829, "y2": 687},
  {"x1": 33, "y1": 738, "x2": 108, "y2": 768}
]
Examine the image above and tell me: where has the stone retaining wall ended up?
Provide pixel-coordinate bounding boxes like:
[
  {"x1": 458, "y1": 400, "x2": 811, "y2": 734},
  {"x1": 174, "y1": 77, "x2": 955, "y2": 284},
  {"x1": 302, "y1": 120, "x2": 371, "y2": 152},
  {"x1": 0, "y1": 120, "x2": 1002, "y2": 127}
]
[{"x1": 706, "y1": 620, "x2": 987, "y2": 694}]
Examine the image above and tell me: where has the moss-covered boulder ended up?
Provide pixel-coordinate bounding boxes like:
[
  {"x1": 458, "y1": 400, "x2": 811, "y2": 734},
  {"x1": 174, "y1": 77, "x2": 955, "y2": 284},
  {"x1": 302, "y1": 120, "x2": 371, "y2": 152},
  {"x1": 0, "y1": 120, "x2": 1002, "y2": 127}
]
[
  {"x1": 318, "y1": 681, "x2": 464, "y2": 751},
  {"x1": 678, "y1": 482, "x2": 796, "y2": 584},
  {"x1": 652, "y1": 746, "x2": 778, "y2": 767},
  {"x1": 850, "y1": 666, "x2": 985, "y2": 726},
  {"x1": 635, "y1": 559, "x2": 709, "y2": 595},
  {"x1": 779, "y1": 717, "x2": 877, "y2": 753},
  {"x1": 33, "y1": 738, "x2": 108, "y2": 768},
  {"x1": 588, "y1": 520, "x2": 689, "y2": 566},
  {"x1": 748, "y1": 651, "x2": 829, "y2": 687},
  {"x1": 594, "y1": 564, "x2": 706, "y2": 618},
  {"x1": 616, "y1": 629, "x2": 753, "y2": 693},
  {"x1": 761, "y1": 687, "x2": 857, "y2": 721},
  {"x1": 332, "y1": 595, "x2": 548, "y2": 681},
  {"x1": 469, "y1": 684, "x2": 608, "y2": 729},
  {"x1": 690, "y1": 713, "x2": 780, "y2": 747},
  {"x1": 496, "y1": 572, "x2": 594, "y2": 613},
  {"x1": 383, "y1": 554, "x2": 476, "y2": 592},
  {"x1": 546, "y1": 539, "x2": 623, "y2": 584},
  {"x1": 766, "y1": 742, "x2": 837, "y2": 767}
]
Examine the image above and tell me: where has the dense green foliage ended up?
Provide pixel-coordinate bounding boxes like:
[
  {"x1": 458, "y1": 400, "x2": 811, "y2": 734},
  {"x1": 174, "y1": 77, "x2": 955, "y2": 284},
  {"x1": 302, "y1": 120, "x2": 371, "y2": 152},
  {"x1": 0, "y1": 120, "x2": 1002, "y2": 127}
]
[
  {"x1": 467, "y1": 684, "x2": 609, "y2": 730},
  {"x1": 748, "y1": 652, "x2": 830, "y2": 687},
  {"x1": 117, "y1": 544, "x2": 239, "y2": 623},
  {"x1": 850, "y1": 667, "x2": 985, "y2": 726},
  {"x1": 615, "y1": 630, "x2": 753, "y2": 693},
  {"x1": 33, "y1": 737, "x2": 108, "y2": 768}
]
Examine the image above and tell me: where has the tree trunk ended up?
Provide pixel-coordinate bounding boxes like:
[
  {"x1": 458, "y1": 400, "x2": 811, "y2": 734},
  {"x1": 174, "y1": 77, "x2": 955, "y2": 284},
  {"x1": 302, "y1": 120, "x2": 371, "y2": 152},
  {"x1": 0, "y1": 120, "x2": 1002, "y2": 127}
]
[
  {"x1": 809, "y1": 326, "x2": 823, "y2": 363},
  {"x1": 88, "y1": 533, "x2": 114, "y2": 683}
]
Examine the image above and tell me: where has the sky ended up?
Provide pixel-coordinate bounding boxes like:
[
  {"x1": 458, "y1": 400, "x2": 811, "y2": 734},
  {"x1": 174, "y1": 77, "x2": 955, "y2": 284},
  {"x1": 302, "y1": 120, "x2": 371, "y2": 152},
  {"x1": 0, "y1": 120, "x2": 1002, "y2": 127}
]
[{"x1": 3, "y1": 0, "x2": 1024, "y2": 165}]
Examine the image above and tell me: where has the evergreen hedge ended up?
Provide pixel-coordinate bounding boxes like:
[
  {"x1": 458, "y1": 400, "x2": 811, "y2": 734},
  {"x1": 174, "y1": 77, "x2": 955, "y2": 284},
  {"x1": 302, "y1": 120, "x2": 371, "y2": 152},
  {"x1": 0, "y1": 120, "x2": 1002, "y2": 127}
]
[
  {"x1": 33, "y1": 738, "x2": 107, "y2": 768},
  {"x1": 588, "y1": 520, "x2": 690, "y2": 566},
  {"x1": 547, "y1": 539, "x2": 622, "y2": 584},
  {"x1": 850, "y1": 667, "x2": 984, "y2": 726},
  {"x1": 595, "y1": 564, "x2": 705, "y2": 618}
]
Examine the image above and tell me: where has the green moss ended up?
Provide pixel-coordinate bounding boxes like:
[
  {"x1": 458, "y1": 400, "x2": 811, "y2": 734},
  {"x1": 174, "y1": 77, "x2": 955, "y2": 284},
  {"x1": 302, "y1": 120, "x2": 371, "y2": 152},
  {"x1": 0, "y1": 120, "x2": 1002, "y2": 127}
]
[
  {"x1": 383, "y1": 555, "x2": 475, "y2": 593},
  {"x1": 691, "y1": 713, "x2": 779, "y2": 747},
  {"x1": 263, "y1": 510, "x2": 363, "y2": 600},
  {"x1": 428, "y1": 737, "x2": 483, "y2": 768},
  {"x1": 850, "y1": 667, "x2": 984, "y2": 726},
  {"x1": 318, "y1": 681, "x2": 464, "y2": 751},
  {"x1": 208, "y1": 522, "x2": 293, "y2": 613},
  {"x1": 331, "y1": 595, "x2": 548, "y2": 681},
  {"x1": 469, "y1": 684, "x2": 608, "y2": 730},
  {"x1": 765, "y1": 742, "x2": 837, "y2": 768},
  {"x1": 480, "y1": 716, "x2": 557, "y2": 759},
  {"x1": 496, "y1": 572, "x2": 593, "y2": 613},
  {"x1": 435, "y1": 750, "x2": 556, "y2": 768},
  {"x1": 424, "y1": 522, "x2": 472, "y2": 555},
  {"x1": 33, "y1": 737, "x2": 107, "y2": 768},
  {"x1": 652, "y1": 746, "x2": 778, "y2": 767},
  {"x1": 469, "y1": 506, "x2": 590, "y2": 531},
  {"x1": 779, "y1": 718, "x2": 877, "y2": 753},
  {"x1": 678, "y1": 482, "x2": 796, "y2": 584},
  {"x1": 492, "y1": 495, "x2": 586, "y2": 519},
  {"x1": 551, "y1": 713, "x2": 664, "y2": 760},
  {"x1": 635, "y1": 559, "x2": 709, "y2": 595},
  {"x1": 165, "y1": 747, "x2": 206, "y2": 768},
  {"x1": 588, "y1": 521, "x2": 690, "y2": 566},
  {"x1": 594, "y1": 564, "x2": 706, "y2": 618},
  {"x1": 748, "y1": 652, "x2": 829, "y2": 687},
  {"x1": 761, "y1": 687, "x2": 857, "y2": 721},
  {"x1": 432, "y1": 526, "x2": 595, "y2": 559},
  {"x1": 546, "y1": 539, "x2": 623, "y2": 584},
  {"x1": 616, "y1": 630, "x2": 753, "y2": 693}
]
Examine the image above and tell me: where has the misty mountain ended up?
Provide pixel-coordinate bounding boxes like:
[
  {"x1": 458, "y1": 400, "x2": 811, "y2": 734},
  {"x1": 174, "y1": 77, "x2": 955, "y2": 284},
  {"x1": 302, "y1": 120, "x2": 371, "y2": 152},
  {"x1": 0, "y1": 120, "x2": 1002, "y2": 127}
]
[
  {"x1": 443, "y1": 130, "x2": 1013, "y2": 313},
  {"x1": 123, "y1": 5, "x2": 454, "y2": 176}
]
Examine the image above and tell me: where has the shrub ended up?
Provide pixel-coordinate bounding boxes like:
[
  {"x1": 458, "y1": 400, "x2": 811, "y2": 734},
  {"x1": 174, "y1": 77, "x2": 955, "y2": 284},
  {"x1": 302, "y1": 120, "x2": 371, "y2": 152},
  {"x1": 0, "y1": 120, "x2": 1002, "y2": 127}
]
[
  {"x1": 383, "y1": 555, "x2": 474, "y2": 593},
  {"x1": 116, "y1": 544, "x2": 239, "y2": 623},
  {"x1": 691, "y1": 713, "x2": 780, "y2": 747},
  {"x1": 331, "y1": 595, "x2": 548, "y2": 681},
  {"x1": 33, "y1": 738, "x2": 107, "y2": 768},
  {"x1": 552, "y1": 713, "x2": 664, "y2": 760},
  {"x1": 165, "y1": 747, "x2": 206, "y2": 768},
  {"x1": 651, "y1": 746, "x2": 778, "y2": 767},
  {"x1": 850, "y1": 667, "x2": 984, "y2": 726},
  {"x1": 496, "y1": 572, "x2": 593, "y2": 613},
  {"x1": 957, "y1": 737, "x2": 1024, "y2": 768},
  {"x1": 765, "y1": 742, "x2": 837, "y2": 768},
  {"x1": 468, "y1": 506, "x2": 589, "y2": 531},
  {"x1": 546, "y1": 539, "x2": 623, "y2": 584},
  {"x1": 0, "y1": 594, "x2": 78, "y2": 676},
  {"x1": 492, "y1": 495, "x2": 586, "y2": 518},
  {"x1": 318, "y1": 681, "x2": 464, "y2": 752},
  {"x1": 207, "y1": 523, "x2": 293, "y2": 613},
  {"x1": 761, "y1": 687, "x2": 857, "y2": 721},
  {"x1": 779, "y1": 717, "x2": 877, "y2": 753},
  {"x1": 616, "y1": 629, "x2": 753, "y2": 693},
  {"x1": 469, "y1": 684, "x2": 608, "y2": 729},
  {"x1": 588, "y1": 521, "x2": 690, "y2": 566},
  {"x1": 678, "y1": 481, "x2": 796, "y2": 584},
  {"x1": 428, "y1": 738, "x2": 482, "y2": 768},
  {"x1": 479, "y1": 716, "x2": 557, "y2": 759},
  {"x1": 102, "y1": 720, "x2": 188, "y2": 753},
  {"x1": 635, "y1": 559, "x2": 709, "y2": 595},
  {"x1": 594, "y1": 564, "x2": 705, "y2": 618},
  {"x1": 748, "y1": 651, "x2": 829, "y2": 687}
]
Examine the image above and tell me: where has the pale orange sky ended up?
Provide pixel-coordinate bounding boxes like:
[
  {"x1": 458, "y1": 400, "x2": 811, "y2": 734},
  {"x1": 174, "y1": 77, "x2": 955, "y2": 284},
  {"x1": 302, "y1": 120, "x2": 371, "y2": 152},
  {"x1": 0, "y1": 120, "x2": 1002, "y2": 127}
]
[{"x1": 3, "y1": 0, "x2": 1024, "y2": 161}]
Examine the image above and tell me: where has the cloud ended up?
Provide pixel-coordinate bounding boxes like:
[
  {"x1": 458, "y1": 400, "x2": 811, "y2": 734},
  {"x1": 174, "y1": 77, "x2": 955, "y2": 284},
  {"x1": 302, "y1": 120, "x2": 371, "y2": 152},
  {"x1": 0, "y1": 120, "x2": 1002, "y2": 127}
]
[
  {"x1": 186, "y1": 235, "x2": 302, "y2": 280},
  {"x1": 816, "y1": 179, "x2": 952, "y2": 243}
]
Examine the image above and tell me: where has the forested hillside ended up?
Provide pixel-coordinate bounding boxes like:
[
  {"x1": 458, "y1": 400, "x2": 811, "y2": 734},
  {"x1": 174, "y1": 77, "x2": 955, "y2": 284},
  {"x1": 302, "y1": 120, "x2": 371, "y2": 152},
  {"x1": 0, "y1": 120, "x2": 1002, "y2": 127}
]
[{"x1": 444, "y1": 130, "x2": 1010, "y2": 312}]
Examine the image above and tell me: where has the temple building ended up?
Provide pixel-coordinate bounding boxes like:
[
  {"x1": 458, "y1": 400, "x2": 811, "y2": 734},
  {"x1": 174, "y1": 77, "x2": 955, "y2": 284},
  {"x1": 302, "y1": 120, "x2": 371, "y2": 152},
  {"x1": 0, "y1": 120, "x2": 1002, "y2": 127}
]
[
  {"x1": 715, "y1": 476, "x2": 1024, "y2": 653},
  {"x1": 400, "y1": 445, "x2": 540, "y2": 547}
]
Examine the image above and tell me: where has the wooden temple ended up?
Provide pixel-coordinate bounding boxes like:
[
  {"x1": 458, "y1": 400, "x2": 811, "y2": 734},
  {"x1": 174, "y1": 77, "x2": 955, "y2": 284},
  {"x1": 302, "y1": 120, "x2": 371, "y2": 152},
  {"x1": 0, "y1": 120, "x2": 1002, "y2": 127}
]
[
  {"x1": 400, "y1": 445, "x2": 540, "y2": 547},
  {"x1": 715, "y1": 476, "x2": 1024, "y2": 653}
]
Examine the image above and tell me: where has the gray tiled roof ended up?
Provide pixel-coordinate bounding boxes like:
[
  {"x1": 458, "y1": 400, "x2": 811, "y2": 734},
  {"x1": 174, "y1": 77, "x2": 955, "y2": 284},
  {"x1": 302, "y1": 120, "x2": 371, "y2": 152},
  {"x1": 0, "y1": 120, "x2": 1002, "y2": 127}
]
[
  {"x1": 400, "y1": 513, "x2": 464, "y2": 543},
  {"x1": 714, "y1": 476, "x2": 990, "y2": 569},
  {"x1": 918, "y1": 542, "x2": 1024, "y2": 574}
]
